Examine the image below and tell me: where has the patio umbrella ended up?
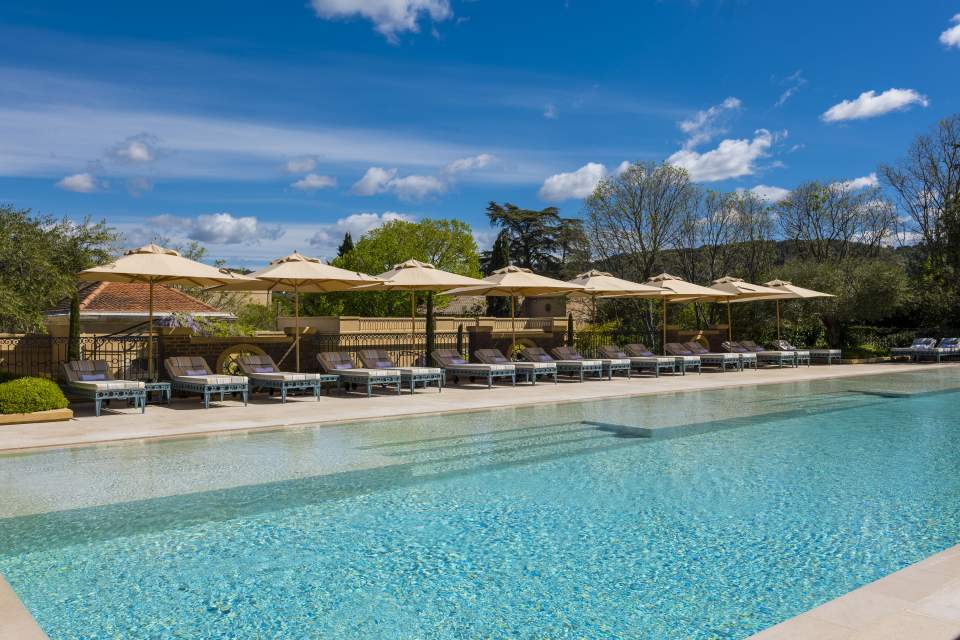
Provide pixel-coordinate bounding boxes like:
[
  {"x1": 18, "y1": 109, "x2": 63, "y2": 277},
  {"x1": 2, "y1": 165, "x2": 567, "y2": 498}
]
[
  {"x1": 565, "y1": 270, "x2": 665, "y2": 323},
  {"x1": 376, "y1": 259, "x2": 489, "y2": 363},
  {"x1": 758, "y1": 279, "x2": 835, "y2": 340},
  {"x1": 76, "y1": 243, "x2": 257, "y2": 380},
  {"x1": 709, "y1": 276, "x2": 787, "y2": 341},
  {"x1": 209, "y1": 251, "x2": 384, "y2": 371},
  {"x1": 642, "y1": 273, "x2": 733, "y2": 354},
  {"x1": 446, "y1": 265, "x2": 585, "y2": 349}
]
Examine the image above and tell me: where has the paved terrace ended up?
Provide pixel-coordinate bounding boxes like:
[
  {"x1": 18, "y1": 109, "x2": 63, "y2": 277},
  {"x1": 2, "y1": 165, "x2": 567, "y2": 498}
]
[{"x1": 0, "y1": 362, "x2": 948, "y2": 453}]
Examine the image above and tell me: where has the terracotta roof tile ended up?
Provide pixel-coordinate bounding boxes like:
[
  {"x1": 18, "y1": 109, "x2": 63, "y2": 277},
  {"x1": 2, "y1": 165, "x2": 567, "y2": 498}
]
[{"x1": 46, "y1": 282, "x2": 224, "y2": 315}]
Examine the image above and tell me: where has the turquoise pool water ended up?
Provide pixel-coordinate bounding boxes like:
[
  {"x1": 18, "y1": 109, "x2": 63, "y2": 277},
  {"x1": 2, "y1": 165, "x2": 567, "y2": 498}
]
[{"x1": 1, "y1": 369, "x2": 959, "y2": 639}]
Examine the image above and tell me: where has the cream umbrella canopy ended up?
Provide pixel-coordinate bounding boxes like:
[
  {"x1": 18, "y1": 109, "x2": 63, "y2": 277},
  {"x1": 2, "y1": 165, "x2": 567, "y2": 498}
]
[
  {"x1": 757, "y1": 279, "x2": 835, "y2": 340},
  {"x1": 376, "y1": 259, "x2": 489, "y2": 363},
  {"x1": 445, "y1": 265, "x2": 586, "y2": 349},
  {"x1": 565, "y1": 269, "x2": 666, "y2": 323},
  {"x1": 76, "y1": 244, "x2": 257, "y2": 380},
  {"x1": 709, "y1": 276, "x2": 787, "y2": 341},
  {"x1": 642, "y1": 273, "x2": 733, "y2": 354},
  {"x1": 208, "y1": 251, "x2": 384, "y2": 372}
]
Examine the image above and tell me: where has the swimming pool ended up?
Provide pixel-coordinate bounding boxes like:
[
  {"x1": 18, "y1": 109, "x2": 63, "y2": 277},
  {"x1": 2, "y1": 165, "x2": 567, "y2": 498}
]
[{"x1": 1, "y1": 369, "x2": 959, "y2": 639}]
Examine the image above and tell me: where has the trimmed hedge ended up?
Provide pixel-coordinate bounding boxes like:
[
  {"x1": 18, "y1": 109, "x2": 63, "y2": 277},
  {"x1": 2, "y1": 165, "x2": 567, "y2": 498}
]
[{"x1": 0, "y1": 377, "x2": 69, "y2": 414}]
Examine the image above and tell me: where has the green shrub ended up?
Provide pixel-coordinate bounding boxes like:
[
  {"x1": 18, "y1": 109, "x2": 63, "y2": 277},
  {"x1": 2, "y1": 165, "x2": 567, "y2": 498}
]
[{"x1": 0, "y1": 377, "x2": 69, "y2": 414}]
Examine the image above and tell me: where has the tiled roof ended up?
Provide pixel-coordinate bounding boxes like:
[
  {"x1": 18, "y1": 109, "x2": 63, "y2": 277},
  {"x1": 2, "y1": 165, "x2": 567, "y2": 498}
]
[{"x1": 46, "y1": 282, "x2": 225, "y2": 316}]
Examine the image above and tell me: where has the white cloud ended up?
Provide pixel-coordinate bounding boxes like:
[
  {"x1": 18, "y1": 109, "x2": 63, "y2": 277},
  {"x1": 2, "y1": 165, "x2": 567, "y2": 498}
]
[
  {"x1": 679, "y1": 97, "x2": 742, "y2": 149},
  {"x1": 55, "y1": 172, "x2": 100, "y2": 193},
  {"x1": 538, "y1": 162, "x2": 608, "y2": 201},
  {"x1": 309, "y1": 0, "x2": 452, "y2": 42},
  {"x1": 443, "y1": 153, "x2": 496, "y2": 176},
  {"x1": 285, "y1": 156, "x2": 318, "y2": 173},
  {"x1": 745, "y1": 184, "x2": 790, "y2": 202},
  {"x1": 832, "y1": 172, "x2": 878, "y2": 192},
  {"x1": 667, "y1": 129, "x2": 774, "y2": 182},
  {"x1": 544, "y1": 103, "x2": 559, "y2": 119},
  {"x1": 389, "y1": 174, "x2": 446, "y2": 200},
  {"x1": 614, "y1": 160, "x2": 631, "y2": 176},
  {"x1": 940, "y1": 14, "x2": 960, "y2": 48},
  {"x1": 821, "y1": 88, "x2": 929, "y2": 122},
  {"x1": 291, "y1": 173, "x2": 337, "y2": 191},
  {"x1": 775, "y1": 70, "x2": 807, "y2": 107},
  {"x1": 307, "y1": 211, "x2": 414, "y2": 248},
  {"x1": 108, "y1": 133, "x2": 160, "y2": 163},
  {"x1": 148, "y1": 212, "x2": 285, "y2": 245},
  {"x1": 352, "y1": 166, "x2": 398, "y2": 195}
]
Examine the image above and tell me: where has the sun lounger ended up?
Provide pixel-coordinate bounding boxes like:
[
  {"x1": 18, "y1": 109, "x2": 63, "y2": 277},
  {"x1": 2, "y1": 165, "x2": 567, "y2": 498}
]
[
  {"x1": 474, "y1": 348, "x2": 557, "y2": 384},
  {"x1": 891, "y1": 338, "x2": 935, "y2": 362},
  {"x1": 627, "y1": 343, "x2": 699, "y2": 374},
  {"x1": 164, "y1": 356, "x2": 248, "y2": 408},
  {"x1": 236, "y1": 354, "x2": 336, "y2": 402},
  {"x1": 358, "y1": 349, "x2": 443, "y2": 393},
  {"x1": 62, "y1": 360, "x2": 146, "y2": 417},
  {"x1": 432, "y1": 349, "x2": 515, "y2": 388},
  {"x1": 553, "y1": 346, "x2": 628, "y2": 380},
  {"x1": 913, "y1": 338, "x2": 960, "y2": 363},
  {"x1": 599, "y1": 345, "x2": 675, "y2": 377},
  {"x1": 317, "y1": 352, "x2": 401, "y2": 396},
  {"x1": 521, "y1": 347, "x2": 603, "y2": 382},
  {"x1": 770, "y1": 340, "x2": 825, "y2": 365},
  {"x1": 666, "y1": 342, "x2": 740, "y2": 372},
  {"x1": 726, "y1": 341, "x2": 795, "y2": 368}
]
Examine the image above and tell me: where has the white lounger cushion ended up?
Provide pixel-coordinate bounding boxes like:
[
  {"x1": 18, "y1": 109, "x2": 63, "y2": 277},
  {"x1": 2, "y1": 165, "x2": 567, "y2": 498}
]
[
  {"x1": 70, "y1": 380, "x2": 145, "y2": 392},
  {"x1": 248, "y1": 372, "x2": 326, "y2": 382},
  {"x1": 393, "y1": 367, "x2": 442, "y2": 375},
  {"x1": 673, "y1": 355, "x2": 701, "y2": 363},
  {"x1": 701, "y1": 353, "x2": 739, "y2": 361},
  {"x1": 600, "y1": 358, "x2": 631, "y2": 366},
  {"x1": 334, "y1": 368, "x2": 400, "y2": 378},
  {"x1": 175, "y1": 375, "x2": 247, "y2": 385},
  {"x1": 445, "y1": 363, "x2": 515, "y2": 373},
  {"x1": 630, "y1": 356, "x2": 675, "y2": 365},
  {"x1": 512, "y1": 362, "x2": 556, "y2": 370},
  {"x1": 555, "y1": 359, "x2": 602, "y2": 367}
]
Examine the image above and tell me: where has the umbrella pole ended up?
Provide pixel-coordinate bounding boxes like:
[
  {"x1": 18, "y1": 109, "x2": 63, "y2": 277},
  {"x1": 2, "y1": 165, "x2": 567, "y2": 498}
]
[
  {"x1": 776, "y1": 300, "x2": 781, "y2": 340},
  {"x1": 411, "y1": 291, "x2": 417, "y2": 365},
  {"x1": 511, "y1": 295, "x2": 516, "y2": 352},
  {"x1": 662, "y1": 299, "x2": 667, "y2": 355},
  {"x1": 727, "y1": 299, "x2": 733, "y2": 342},
  {"x1": 148, "y1": 281, "x2": 154, "y2": 381},
  {"x1": 295, "y1": 284, "x2": 301, "y2": 372}
]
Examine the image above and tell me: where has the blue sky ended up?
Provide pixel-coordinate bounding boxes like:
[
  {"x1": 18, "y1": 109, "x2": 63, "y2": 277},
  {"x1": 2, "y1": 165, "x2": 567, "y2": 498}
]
[{"x1": 1, "y1": 1, "x2": 958, "y2": 266}]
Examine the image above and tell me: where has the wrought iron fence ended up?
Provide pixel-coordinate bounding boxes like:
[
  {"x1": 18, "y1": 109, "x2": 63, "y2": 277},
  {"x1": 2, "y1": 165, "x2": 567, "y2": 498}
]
[
  {"x1": 0, "y1": 335, "x2": 156, "y2": 380},
  {"x1": 572, "y1": 329, "x2": 660, "y2": 358},
  {"x1": 309, "y1": 331, "x2": 469, "y2": 367}
]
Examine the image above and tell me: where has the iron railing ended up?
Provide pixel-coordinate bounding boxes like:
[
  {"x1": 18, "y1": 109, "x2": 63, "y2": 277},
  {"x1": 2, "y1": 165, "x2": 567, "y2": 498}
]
[
  {"x1": 572, "y1": 329, "x2": 660, "y2": 358},
  {"x1": 308, "y1": 331, "x2": 469, "y2": 368},
  {"x1": 0, "y1": 335, "x2": 156, "y2": 381}
]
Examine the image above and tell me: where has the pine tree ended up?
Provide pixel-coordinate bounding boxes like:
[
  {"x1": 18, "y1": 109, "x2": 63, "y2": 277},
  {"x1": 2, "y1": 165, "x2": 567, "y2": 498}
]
[
  {"x1": 485, "y1": 230, "x2": 511, "y2": 317},
  {"x1": 337, "y1": 232, "x2": 354, "y2": 257}
]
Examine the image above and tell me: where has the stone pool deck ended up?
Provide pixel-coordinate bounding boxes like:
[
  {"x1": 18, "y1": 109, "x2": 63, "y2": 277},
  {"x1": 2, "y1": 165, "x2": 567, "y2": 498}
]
[{"x1": 0, "y1": 362, "x2": 952, "y2": 453}]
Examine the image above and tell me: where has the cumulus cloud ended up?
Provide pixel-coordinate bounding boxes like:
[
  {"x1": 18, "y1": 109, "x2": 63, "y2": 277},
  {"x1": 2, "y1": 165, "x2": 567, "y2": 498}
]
[
  {"x1": 745, "y1": 184, "x2": 790, "y2": 202},
  {"x1": 353, "y1": 155, "x2": 493, "y2": 201},
  {"x1": 307, "y1": 211, "x2": 414, "y2": 248},
  {"x1": 679, "y1": 97, "x2": 742, "y2": 149},
  {"x1": 940, "y1": 14, "x2": 960, "y2": 48},
  {"x1": 285, "y1": 156, "x2": 318, "y2": 173},
  {"x1": 389, "y1": 174, "x2": 446, "y2": 200},
  {"x1": 538, "y1": 162, "x2": 608, "y2": 201},
  {"x1": 832, "y1": 172, "x2": 879, "y2": 192},
  {"x1": 443, "y1": 153, "x2": 496, "y2": 176},
  {"x1": 667, "y1": 129, "x2": 774, "y2": 182},
  {"x1": 291, "y1": 173, "x2": 337, "y2": 191},
  {"x1": 614, "y1": 160, "x2": 632, "y2": 176},
  {"x1": 56, "y1": 172, "x2": 101, "y2": 193},
  {"x1": 148, "y1": 212, "x2": 285, "y2": 245},
  {"x1": 108, "y1": 133, "x2": 161, "y2": 163},
  {"x1": 309, "y1": 0, "x2": 452, "y2": 42},
  {"x1": 821, "y1": 89, "x2": 929, "y2": 122},
  {"x1": 544, "y1": 103, "x2": 559, "y2": 120},
  {"x1": 352, "y1": 166, "x2": 398, "y2": 195}
]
